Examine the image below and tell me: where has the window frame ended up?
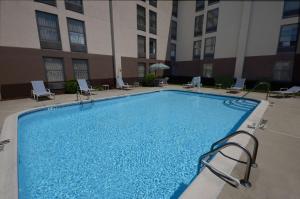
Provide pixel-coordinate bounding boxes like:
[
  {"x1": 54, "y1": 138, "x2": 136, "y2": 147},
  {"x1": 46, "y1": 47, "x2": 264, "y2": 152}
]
[
  {"x1": 149, "y1": 10, "x2": 157, "y2": 35},
  {"x1": 172, "y1": 0, "x2": 178, "y2": 17},
  {"x1": 34, "y1": 0, "x2": 56, "y2": 6},
  {"x1": 208, "y1": 0, "x2": 219, "y2": 6},
  {"x1": 277, "y1": 23, "x2": 299, "y2": 53},
  {"x1": 149, "y1": 0, "x2": 157, "y2": 7},
  {"x1": 137, "y1": 35, "x2": 146, "y2": 58},
  {"x1": 170, "y1": 43, "x2": 176, "y2": 61},
  {"x1": 194, "y1": 15, "x2": 203, "y2": 37},
  {"x1": 65, "y1": 0, "x2": 84, "y2": 14},
  {"x1": 206, "y1": 8, "x2": 219, "y2": 33},
  {"x1": 72, "y1": 59, "x2": 90, "y2": 80},
  {"x1": 149, "y1": 38, "x2": 157, "y2": 59},
  {"x1": 137, "y1": 5, "x2": 146, "y2": 31},
  {"x1": 193, "y1": 40, "x2": 202, "y2": 60},
  {"x1": 137, "y1": 62, "x2": 146, "y2": 78},
  {"x1": 202, "y1": 63, "x2": 213, "y2": 78},
  {"x1": 67, "y1": 17, "x2": 88, "y2": 52},
  {"x1": 35, "y1": 11, "x2": 62, "y2": 50},
  {"x1": 272, "y1": 61, "x2": 292, "y2": 82},
  {"x1": 196, "y1": 0, "x2": 205, "y2": 12},
  {"x1": 43, "y1": 57, "x2": 66, "y2": 83},
  {"x1": 204, "y1": 37, "x2": 216, "y2": 59},
  {"x1": 282, "y1": 0, "x2": 300, "y2": 18},
  {"x1": 171, "y1": 20, "x2": 177, "y2": 40}
]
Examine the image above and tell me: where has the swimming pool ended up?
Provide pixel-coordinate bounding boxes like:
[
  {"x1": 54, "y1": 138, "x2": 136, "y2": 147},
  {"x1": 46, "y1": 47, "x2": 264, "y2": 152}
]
[{"x1": 18, "y1": 90, "x2": 258, "y2": 199}]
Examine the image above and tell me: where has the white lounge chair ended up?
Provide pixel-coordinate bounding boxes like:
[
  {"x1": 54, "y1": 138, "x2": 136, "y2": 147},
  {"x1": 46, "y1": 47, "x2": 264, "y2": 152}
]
[
  {"x1": 116, "y1": 77, "x2": 133, "y2": 90},
  {"x1": 31, "y1": 80, "x2": 55, "y2": 101},
  {"x1": 271, "y1": 86, "x2": 300, "y2": 97},
  {"x1": 228, "y1": 78, "x2": 246, "y2": 92},
  {"x1": 77, "y1": 79, "x2": 96, "y2": 95},
  {"x1": 159, "y1": 77, "x2": 169, "y2": 87},
  {"x1": 184, "y1": 76, "x2": 202, "y2": 88}
]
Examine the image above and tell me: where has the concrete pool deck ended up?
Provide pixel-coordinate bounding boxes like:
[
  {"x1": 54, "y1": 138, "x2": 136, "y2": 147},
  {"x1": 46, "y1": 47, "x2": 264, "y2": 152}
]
[{"x1": 0, "y1": 85, "x2": 299, "y2": 199}]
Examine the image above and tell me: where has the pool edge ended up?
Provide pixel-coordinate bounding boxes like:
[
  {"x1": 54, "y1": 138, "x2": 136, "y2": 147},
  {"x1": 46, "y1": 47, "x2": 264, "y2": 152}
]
[{"x1": 0, "y1": 89, "x2": 267, "y2": 199}]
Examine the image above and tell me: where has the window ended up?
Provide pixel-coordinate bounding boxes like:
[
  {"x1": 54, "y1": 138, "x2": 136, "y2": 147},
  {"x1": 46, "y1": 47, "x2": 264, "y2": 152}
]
[
  {"x1": 137, "y1": 35, "x2": 146, "y2": 58},
  {"x1": 67, "y1": 18, "x2": 87, "y2": 52},
  {"x1": 283, "y1": 0, "x2": 300, "y2": 18},
  {"x1": 203, "y1": 63, "x2": 213, "y2": 78},
  {"x1": 171, "y1": 20, "x2": 177, "y2": 40},
  {"x1": 138, "y1": 63, "x2": 146, "y2": 78},
  {"x1": 65, "y1": 0, "x2": 83, "y2": 14},
  {"x1": 172, "y1": 0, "x2": 178, "y2": 17},
  {"x1": 137, "y1": 5, "x2": 146, "y2": 31},
  {"x1": 35, "y1": 0, "x2": 56, "y2": 6},
  {"x1": 149, "y1": 0, "x2": 157, "y2": 7},
  {"x1": 196, "y1": 0, "x2": 204, "y2": 11},
  {"x1": 206, "y1": 8, "x2": 218, "y2": 33},
  {"x1": 208, "y1": 0, "x2": 219, "y2": 5},
  {"x1": 36, "y1": 11, "x2": 61, "y2": 50},
  {"x1": 273, "y1": 61, "x2": 292, "y2": 81},
  {"x1": 204, "y1": 37, "x2": 216, "y2": 59},
  {"x1": 170, "y1": 43, "x2": 176, "y2": 61},
  {"x1": 43, "y1": 57, "x2": 65, "y2": 82},
  {"x1": 278, "y1": 24, "x2": 299, "y2": 52},
  {"x1": 149, "y1": 38, "x2": 156, "y2": 59},
  {"x1": 194, "y1": 15, "x2": 203, "y2": 37},
  {"x1": 73, "y1": 59, "x2": 89, "y2": 80},
  {"x1": 193, "y1": 40, "x2": 201, "y2": 59},
  {"x1": 149, "y1": 10, "x2": 157, "y2": 34}
]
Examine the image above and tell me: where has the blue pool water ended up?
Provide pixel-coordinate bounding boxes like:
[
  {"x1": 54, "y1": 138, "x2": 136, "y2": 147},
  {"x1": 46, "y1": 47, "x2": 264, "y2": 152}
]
[{"x1": 18, "y1": 90, "x2": 258, "y2": 199}]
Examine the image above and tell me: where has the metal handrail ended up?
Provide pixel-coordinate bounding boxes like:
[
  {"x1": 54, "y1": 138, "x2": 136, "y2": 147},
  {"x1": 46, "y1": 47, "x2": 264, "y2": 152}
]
[
  {"x1": 198, "y1": 142, "x2": 253, "y2": 188},
  {"x1": 210, "y1": 130, "x2": 258, "y2": 167},
  {"x1": 242, "y1": 82, "x2": 270, "y2": 100}
]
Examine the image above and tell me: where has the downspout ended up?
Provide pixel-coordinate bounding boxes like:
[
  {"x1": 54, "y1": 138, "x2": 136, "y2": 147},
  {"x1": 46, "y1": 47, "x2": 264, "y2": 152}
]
[{"x1": 109, "y1": 0, "x2": 117, "y2": 87}]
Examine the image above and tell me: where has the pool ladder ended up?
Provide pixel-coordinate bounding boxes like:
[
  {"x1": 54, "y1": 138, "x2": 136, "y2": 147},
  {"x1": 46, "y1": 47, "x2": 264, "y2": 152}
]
[{"x1": 198, "y1": 130, "x2": 258, "y2": 188}]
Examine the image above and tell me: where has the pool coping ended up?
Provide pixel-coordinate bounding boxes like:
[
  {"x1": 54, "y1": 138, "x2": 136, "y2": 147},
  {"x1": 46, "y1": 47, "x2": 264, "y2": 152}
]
[{"x1": 0, "y1": 89, "x2": 268, "y2": 199}]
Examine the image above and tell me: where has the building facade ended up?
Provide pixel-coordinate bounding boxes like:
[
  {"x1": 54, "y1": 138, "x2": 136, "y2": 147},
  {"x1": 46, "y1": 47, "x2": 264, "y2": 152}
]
[{"x1": 0, "y1": 0, "x2": 299, "y2": 99}]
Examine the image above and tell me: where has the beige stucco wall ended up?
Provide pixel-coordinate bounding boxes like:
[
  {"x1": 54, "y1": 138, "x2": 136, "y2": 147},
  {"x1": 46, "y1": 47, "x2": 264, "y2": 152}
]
[
  {"x1": 246, "y1": 1, "x2": 300, "y2": 56},
  {"x1": 0, "y1": 0, "x2": 112, "y2": 55},
  {"x1": 111, "y1": 0, "x2": 172, "y2": 78}
]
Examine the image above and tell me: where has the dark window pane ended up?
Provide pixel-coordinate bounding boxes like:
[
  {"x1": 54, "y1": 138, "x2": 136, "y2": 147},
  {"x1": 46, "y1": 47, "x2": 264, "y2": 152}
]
[
  {"x1": 149, "y1": 38, "x2": 156, "y2": 59},
  {"x1": 278, "y1": 23, "x2": 299, "y2": 52},
  {"x1": 149, "y1": 10, "x2": 157, "y2": 34},
  {"x1": 171, "y1": 20, "x2": 177, "y2": 40},
  {"x1": 35, "y1": 0, "x2": 56, "y2": 6},
  {"x1": 43, "y1": 57, "x2": 65, "y2": 89},
  {"x1": 67, "y1": 18, "x2": 87, "y2": 52},
  {"x1": 170, "y1": 44, "x2": 176, "y2": 61},
  {"x1": 137, "y1": 5, "x2": 146, "y2": 31},
  {"x1": 149, "y1": 0, "x2": 157, "y2": 7},
  {"x1": 65, "y1": 0, "x2": 83, "y2": 14},
  {"x1": 208, "y1": 0, "x2": 219, "y2": 5},
  {"x1": 283, "y1": 0, "x2": 300, "y2": 18},
  {"x1": 138, "y1": 62, "x2": 146, "y2": 78},
  {"x1": 194, "y1": 15, "x2": 203, "y2": 36},
  {"x1": 193, "y1": 40, "x2": 201, "y2": 59},
  {"x1": 206, "y1": 8, "x2": 218, "y2": 33},
  {"x1": 36, "y1": 11, "x2": 61, "y2": 49},
  {"x1": 138, "y1": 35, "x2": 146, "y2": 58},
  {"x1": 73, "y1": 59, "x2": 89, "y2": 80},
  {"x1": 204, "y1": 37, "x2": 216, "y2": 59},
  {"x1": 196, "y1": 0, "x2": 204, "y2": 11},
  {"x1": 172, "y1": 0, "x2": 178, "y2": 17}
]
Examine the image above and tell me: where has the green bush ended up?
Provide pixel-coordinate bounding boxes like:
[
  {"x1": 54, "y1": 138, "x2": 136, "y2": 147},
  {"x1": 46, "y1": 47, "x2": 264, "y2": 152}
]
[
  {"x1": 143, "y1": 73, "x2": 156, "y2": 87},
  {"x1": 215, "y1": 76, "x2": 234, "y2": 88},
  {"x1": 94, "y1": 85, "x2": 104, "y2": 91},
  {"x1": 65, "y1": 80, "x2": 78, "y2": 94}
]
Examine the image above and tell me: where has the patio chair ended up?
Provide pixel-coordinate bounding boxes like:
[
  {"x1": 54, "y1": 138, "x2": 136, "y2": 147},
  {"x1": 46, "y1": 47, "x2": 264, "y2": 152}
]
[
  {"x1": 228, "y1": 78, "x2": 246, "y2": 92},
  {"x1": 77, "y1": 79, "x2": 96, "y2": 95},
  {"x1": 31, "y1": 80, "x2": 55, "y2": 101},
  {"x1": 184, "y1": 76, "x2": 202, "y2": 88},
  {"x1": 116, "y1": 77, "x2": 133, "y2": 90},
  {"x1": 159, "y1": 77, "x2": 169, "y2": 87},
  {"x1": 270, "y1": 86, "x2": 300, "y2": 98}
]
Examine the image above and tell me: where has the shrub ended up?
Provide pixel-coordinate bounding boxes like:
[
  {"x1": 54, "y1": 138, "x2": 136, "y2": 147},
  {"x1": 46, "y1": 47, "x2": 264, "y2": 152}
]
[
  {"x1": 214, "y1": 76, "x2": 234, "y2": 88},
  {"x1": 65, "y1": 80, "x2": 78, "y2": 94},
  {"x1": 143, "y1": 73, "x2": 156, "y2": 87}
]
